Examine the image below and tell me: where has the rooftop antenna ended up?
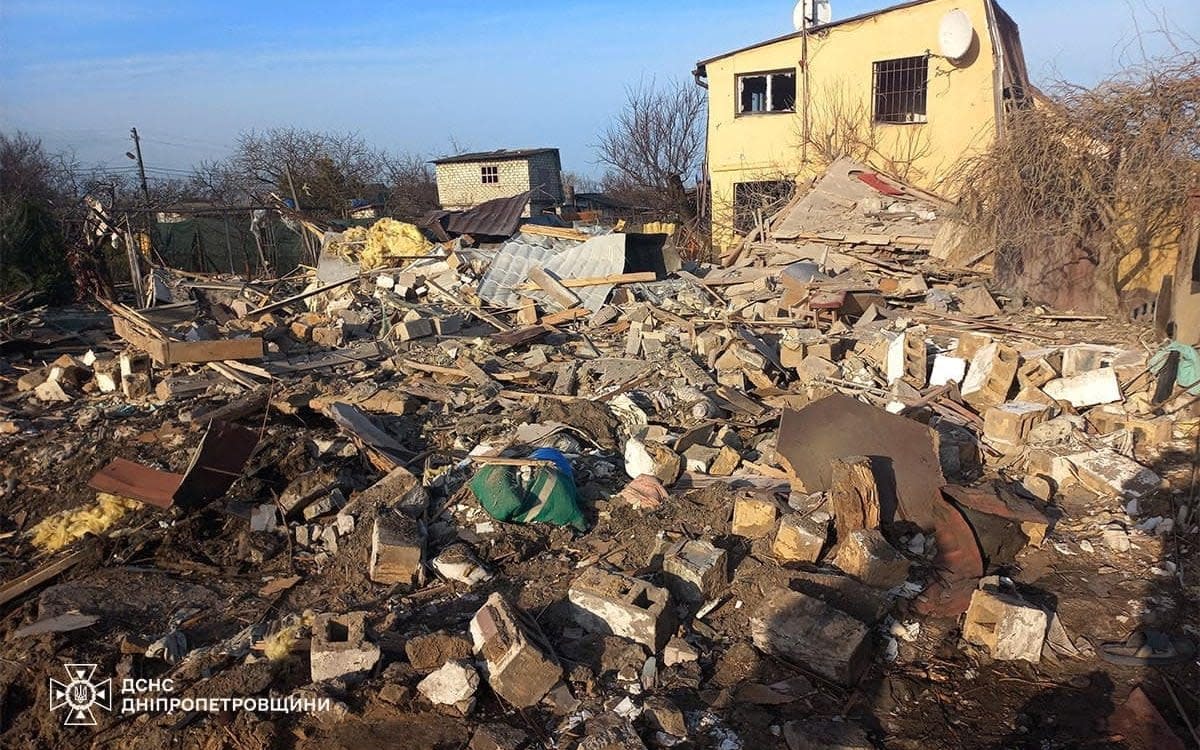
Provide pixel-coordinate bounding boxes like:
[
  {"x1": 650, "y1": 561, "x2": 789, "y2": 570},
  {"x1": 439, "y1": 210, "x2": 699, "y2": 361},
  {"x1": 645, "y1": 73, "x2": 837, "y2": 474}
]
[{"x1": 792, "y1": 0, "x2": 831, "y2": 31}]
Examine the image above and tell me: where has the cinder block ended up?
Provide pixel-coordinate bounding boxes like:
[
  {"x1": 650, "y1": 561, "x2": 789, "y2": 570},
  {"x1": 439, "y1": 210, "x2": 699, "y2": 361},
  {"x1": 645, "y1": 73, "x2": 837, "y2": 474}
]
[
  {"x1": 731, "y1": 495, "x2": 779, "y2": 538},
  {"x1": 662, "y1": 539, "x2": 728, "y2": 603},
  {"x1": 885, "y1": 329, "x2": 927, "y2": 388},
  {"x1": 370, "y1": 515, "x2": 426, "y2": 587},
  {"x1": 751, "y1": 588, "x2": 873, "y2": 686},
  {"x1": 773, "y1": 514, "x2": 827, "y2": 563},
  {"x1": 92, "y1": 357, "x2": 121, "y2": 393},
  {"x1": 962, "y1": 589, "x2": 1047, "y2": 663},
  {"x1": 835, "y1": 529, "x2": 911, "y2": 589},
  {"x1": 983, "y1": 401, "x2": 1052, "y2": 450},
  {"x1": 1017, "y1": 358, "x2": 1058, "y2": 389},
  {"x1": 568, "y1": 567, "x2": 674, "y2": 650},
  {"x1": 961, "y1": 342, "x2": 1019, "y2": 410},
  {"x1": 469, "y1": 593, "x2": 561, "y2": 708},
  {"x1": 310, "y1": 611, "x2": 381, "y2": 682}
]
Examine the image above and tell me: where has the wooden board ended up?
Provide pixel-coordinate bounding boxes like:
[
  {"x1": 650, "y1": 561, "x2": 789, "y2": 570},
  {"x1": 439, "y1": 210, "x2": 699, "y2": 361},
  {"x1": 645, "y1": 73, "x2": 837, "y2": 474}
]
[
  {"x1": 111, "y1": 316, "x2": 263, "y2": 365},
  {"x1": 0, "y1": 552, "x2": 86, "y2": 607}
]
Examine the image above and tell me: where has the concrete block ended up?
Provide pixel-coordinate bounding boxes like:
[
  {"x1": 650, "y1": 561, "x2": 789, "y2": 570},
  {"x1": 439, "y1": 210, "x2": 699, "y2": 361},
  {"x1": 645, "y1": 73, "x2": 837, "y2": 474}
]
[
  {"x1": 983, "y1": 401, "x2": 1052, "y2": 449},
  {"x1": 310, "y1": 611, "x2": 381, "y2": 682},
  {"x1": 568, "y1": 566, "x2": 673, "y2": 651},
  {"x1": 469, "y1": 593, "x2": 561, "y2": 708},
  {"x1": 835, "y1": 529, "x2": 911, "y2": 589},
  {"x1": 773, "y1": 514, "x2": 827, "y2": 563},
  {"x1": 885, "y1": 329, "x2": 927, "y2": 388},
  {"x1": 121, "y1": 372, "x2": 151, "y2": 400},
  {"x1": 961, "y1": 343, "x2": 1019, "y2": 410},
  {"x1": 1017, "y1": 358, "x2": 1058, "y2": 389},
  {"x1": 417, "y1": 660, "x2": 479, "y2": 715},
  {"x1": 662, "y1": 539, "x2": 728, "y2": 604},
  {"x1": 1060, "y1": 344, "x2": 1119, "y2": 377},
  {"x1": 369, "y1": 515, "x2": 425, "y2": 587},
  {"x1": 662, "y1": 637, "x2": 698, "y2": 666},
  {"x1": 394, "y1": 319, "x2": 434, "y2": 341},
  {"x1": 1043, "y1": 368, "x2": 1121, "y2": 408},
  {"x1": 93, "y1": 358, "x2": 121, "y2": 393},
  {"x1": 1064, "y1": 450, "x2": 1161, "y2": 498},
  {"x1": 751, "y1": 588, "x2": 873, "y2": 685},
  {"x1": 962, "y1": 589, "x2": 1047, "y2": 663},
  {"x1": 930, "y1": 354, "x2": 967, "y2": 386},
  {"x1": 355, "y1": 465, "x2": 429, "y2": 518},
  {"x1": 708, "y1": 445, "x2": 741, "y2": 476},
  {"x1": 731, "y1": 495, "x2": 779, "y2": 538},
  {"x1": 1087, "y1": 406, "x2": 1173, "y2": 446}
]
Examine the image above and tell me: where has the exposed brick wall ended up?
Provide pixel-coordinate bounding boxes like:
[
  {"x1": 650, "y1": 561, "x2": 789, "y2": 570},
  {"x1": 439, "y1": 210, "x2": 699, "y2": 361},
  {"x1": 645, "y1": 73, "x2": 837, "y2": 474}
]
[
  {"x1": 527, "y1": 152, "x2": 564, "y2": 204},
  {"x1": 436, "y1": 159, "x2": 532, "y2": 211}
]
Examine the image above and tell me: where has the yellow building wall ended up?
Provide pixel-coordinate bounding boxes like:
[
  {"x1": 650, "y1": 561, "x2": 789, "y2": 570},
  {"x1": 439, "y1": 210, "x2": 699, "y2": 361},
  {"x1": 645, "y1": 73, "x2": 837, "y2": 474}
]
[{"x1": 703, "y1": 0, "x2": 1002, "y2": 250}]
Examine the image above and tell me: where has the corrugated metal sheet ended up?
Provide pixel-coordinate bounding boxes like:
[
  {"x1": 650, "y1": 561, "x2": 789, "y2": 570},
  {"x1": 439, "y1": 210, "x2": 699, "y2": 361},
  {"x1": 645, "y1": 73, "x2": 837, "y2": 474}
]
[
  {"x1": 478, "y1": 233, "x2": 627, "y2": 313},
  {"x1": 446, "y1": 192, "x2": 531, "y2": 238}
]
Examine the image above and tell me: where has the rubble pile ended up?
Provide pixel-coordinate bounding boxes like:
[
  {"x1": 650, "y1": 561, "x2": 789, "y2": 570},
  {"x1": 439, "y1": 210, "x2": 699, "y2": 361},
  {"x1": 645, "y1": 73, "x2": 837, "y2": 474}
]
[{"x1": 0, "y1": 165, "x2": 1195, "y2": 749}]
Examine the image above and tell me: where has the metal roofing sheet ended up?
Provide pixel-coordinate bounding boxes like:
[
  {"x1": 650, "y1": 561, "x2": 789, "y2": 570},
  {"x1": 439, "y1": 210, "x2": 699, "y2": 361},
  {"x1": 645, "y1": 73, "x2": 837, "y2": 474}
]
[
  {"x1": 432, "y1": 148, "x2": 558, "y2": 165},
  {"x1": 445, "y1": 192, "x2": 531, "y2": 238},
  {"x1": 477, "y1": 233, "x2": 627, "y2": 313}
]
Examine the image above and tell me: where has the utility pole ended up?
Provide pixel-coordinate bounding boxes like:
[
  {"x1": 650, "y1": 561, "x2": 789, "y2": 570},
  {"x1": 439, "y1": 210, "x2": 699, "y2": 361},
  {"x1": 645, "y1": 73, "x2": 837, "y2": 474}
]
[{"x1": 129, "y1": 127, "x2": 151, "y2": 205}]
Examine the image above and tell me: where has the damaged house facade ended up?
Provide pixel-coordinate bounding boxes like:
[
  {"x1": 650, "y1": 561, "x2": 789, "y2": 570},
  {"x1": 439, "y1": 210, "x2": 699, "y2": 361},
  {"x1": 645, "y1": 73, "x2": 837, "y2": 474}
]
[
  {"x1": 695, "y1": 0, "x2": 1030, "y2": 251},
  {"x1": 433, "y1": 148, "x2": 565, "y2": 217}
]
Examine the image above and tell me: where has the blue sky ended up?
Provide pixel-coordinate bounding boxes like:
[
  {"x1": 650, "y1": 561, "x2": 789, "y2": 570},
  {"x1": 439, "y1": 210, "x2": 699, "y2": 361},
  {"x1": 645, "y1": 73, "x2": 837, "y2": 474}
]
[{"x1": 1, "y1": 0, "x2": 1196, "y2": 180}]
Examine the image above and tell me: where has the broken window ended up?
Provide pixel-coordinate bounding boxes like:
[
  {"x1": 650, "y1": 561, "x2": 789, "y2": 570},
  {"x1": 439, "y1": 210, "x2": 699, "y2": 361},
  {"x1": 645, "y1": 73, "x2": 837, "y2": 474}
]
[
  {"x1": 737, "y1": 70, "x2": 796, "y2": 114},
  {"x1": 873, "y1": 56, "x2": 929, "y2": 124},
  {"x1": 481, "y1": 165, "x2": 499, "y2": 184},
  {"x1": 733, "y1": 180, "x2": 795, "y2": 233}
]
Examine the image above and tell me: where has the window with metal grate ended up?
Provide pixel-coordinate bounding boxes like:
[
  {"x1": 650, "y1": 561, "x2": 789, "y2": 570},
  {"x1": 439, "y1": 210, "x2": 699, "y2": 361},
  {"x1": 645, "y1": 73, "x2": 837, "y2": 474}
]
[{"x1": 873, "y1": 56, "x2": 929, "y2": 124}]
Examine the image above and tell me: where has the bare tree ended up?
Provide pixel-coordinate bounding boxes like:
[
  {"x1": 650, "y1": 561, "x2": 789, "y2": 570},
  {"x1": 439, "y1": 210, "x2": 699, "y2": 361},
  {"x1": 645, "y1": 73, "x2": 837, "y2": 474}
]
[
  {"x1": 380, "y1": 152, "x2": 439, "y2": 219},
  {"x1": 595, "y1": 79, "x2": 706, "y2": 220},
  {"x1": 230, "y1": 128, "x2": 386, "y2": 216},
  {"x1": 561, "y1": 170, "x2": 601, "y2": 197}
]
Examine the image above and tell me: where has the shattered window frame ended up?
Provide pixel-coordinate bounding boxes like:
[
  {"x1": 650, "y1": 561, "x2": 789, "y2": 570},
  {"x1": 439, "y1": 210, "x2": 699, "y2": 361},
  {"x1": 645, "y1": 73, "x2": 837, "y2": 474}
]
[
  {"x1": 481, "y1": 165, "x2": 500, "y2": 185},
  {"x1": 872, "y1": 55, "x2": 929, "y2": 124},
  {"x1": 736, "y1": 69, "x2": 797, "y2": 116}
]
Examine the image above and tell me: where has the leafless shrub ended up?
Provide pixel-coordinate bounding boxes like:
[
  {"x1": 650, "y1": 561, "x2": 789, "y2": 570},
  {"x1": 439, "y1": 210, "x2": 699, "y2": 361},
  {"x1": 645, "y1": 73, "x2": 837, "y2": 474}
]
[
  {"x1": 954, "y1": 53, "x2": 1200, "y2": 310},
  {"x1": 798, "y1": 78, "x2": 931, "y2": 181}
]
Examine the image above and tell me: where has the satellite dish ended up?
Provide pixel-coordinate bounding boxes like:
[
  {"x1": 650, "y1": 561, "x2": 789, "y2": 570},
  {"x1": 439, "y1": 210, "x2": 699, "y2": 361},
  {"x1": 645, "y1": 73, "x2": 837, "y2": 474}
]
[
  {"x1": 938, "y1": 9, "x2": 974, "y2": 60},
  {"x1": 792, "y1": 0, "x2": 832, "y2": 31}
]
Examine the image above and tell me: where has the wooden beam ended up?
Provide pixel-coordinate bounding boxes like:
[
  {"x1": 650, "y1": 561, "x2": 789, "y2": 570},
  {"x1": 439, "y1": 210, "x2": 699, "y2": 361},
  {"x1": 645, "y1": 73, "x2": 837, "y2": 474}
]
[
  {"x1": 519, "y1": 224, "x2": 592, "y2": 242},
  {"x1": 514, "y1": 272, "x2": 656, "y2": 291},
  {"x1": 527, "y1": 267, "x2": 581, "y2": 310},
  {"x1": 0, "y1": 552, "x2": 86, "y2": 607}
]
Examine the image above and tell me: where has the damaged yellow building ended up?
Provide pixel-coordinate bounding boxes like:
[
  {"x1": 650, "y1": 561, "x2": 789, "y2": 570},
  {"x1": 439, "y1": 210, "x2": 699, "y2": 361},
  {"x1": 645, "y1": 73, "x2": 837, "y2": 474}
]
[{"x1": 695, "y1": 0, "x2": 1030, "y2": 251}]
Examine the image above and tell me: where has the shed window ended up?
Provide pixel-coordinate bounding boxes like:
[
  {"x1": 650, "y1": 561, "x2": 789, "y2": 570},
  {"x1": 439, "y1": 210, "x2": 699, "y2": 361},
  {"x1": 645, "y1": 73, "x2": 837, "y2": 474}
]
[
  {"x1": 481, "y1": 165, "x2": 499, "y2": 184},
  {"x1": 873, "y1": 56, "x2": 929, "y2": 124},
  {"x1": 737, "y1": 71, "x2": 796, "y2": 114}
]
